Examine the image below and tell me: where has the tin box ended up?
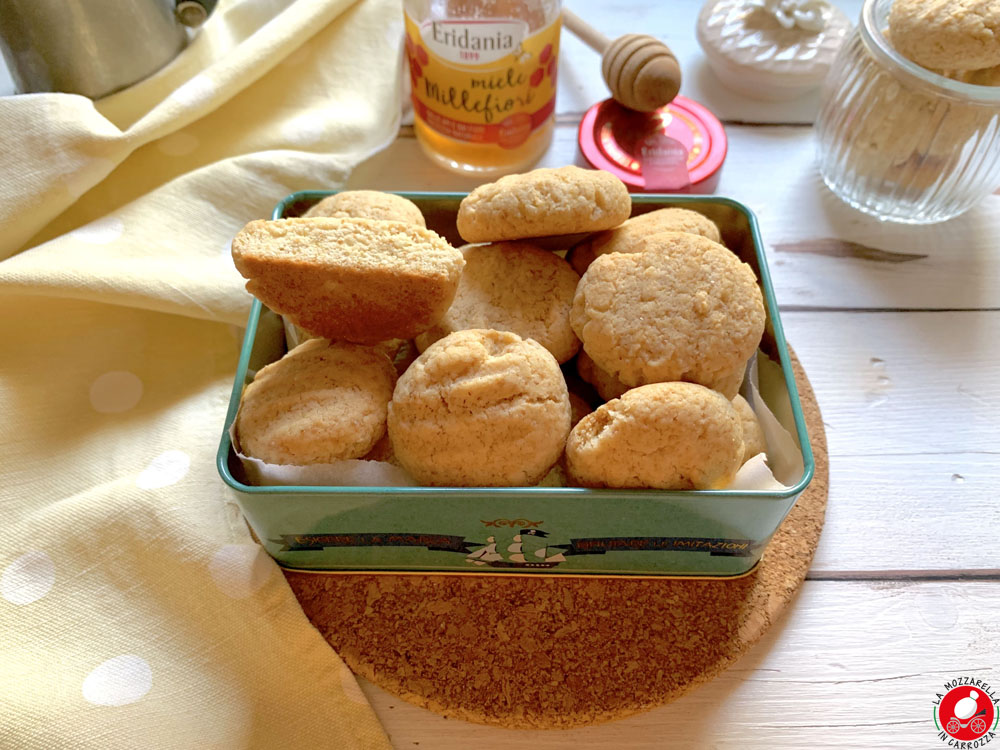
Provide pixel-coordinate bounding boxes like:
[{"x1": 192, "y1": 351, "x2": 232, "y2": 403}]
[{"x1": 217, "y1": 191, "x2": 814, "y2": 578}]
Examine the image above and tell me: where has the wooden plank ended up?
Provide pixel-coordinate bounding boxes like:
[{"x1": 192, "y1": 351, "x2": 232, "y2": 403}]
[
  {"x1": 783, "y1": 311, "x2": 1000, "y2": 458},
  {"x1": 359, "y1": 579, "x2": 1000, "y2": 749},
  {"x1": 348, "y1": 125, "x2": 1000, "y2": 312},
  {"x1": 812, "y1": 452, "x2": 1000, "y2": 575},
  {"x1": 786, "y1": 310, "x2": 1000, "y2": 574}
]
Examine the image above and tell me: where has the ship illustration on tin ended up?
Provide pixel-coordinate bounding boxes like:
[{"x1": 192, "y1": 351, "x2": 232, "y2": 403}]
[{"x1": 465, "y1": 528, "x2": 566, "y2": 569}]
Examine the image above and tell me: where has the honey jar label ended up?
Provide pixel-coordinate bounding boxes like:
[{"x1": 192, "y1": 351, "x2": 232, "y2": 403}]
[{"x1": 404, "y1": 13, "x2": 560, "y2": 149}]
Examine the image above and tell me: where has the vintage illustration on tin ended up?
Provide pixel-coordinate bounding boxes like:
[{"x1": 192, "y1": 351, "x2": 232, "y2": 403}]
[{"x1": 466, "y1": 528, "x2": 567, "y2": 569}]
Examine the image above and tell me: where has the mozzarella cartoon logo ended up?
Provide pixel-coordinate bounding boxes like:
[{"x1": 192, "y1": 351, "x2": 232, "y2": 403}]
[{"x1": 934, "y1": 679, "x2": 998, "y2": 747}]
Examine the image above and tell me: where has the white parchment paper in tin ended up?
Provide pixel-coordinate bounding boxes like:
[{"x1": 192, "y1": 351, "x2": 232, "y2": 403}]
[{"x1": 730, "y1": 351, "x2": 806, "y2": 490}]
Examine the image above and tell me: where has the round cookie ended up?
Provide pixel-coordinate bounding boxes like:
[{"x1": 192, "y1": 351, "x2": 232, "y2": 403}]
[
  {"x1": 889, "y1": 0, "x2": 1000, "y2": 71},
  {"x1": 568, "y1": 208, "x2": 722, "y2": 275},
  {"x1": 304, "y1": 190, "x2": 426, "y2": 226},
  {"x1": 284, "y1": 328, "x2": 418, "y2": 374},
  {"x1": 733, "y1": 394, "x2": 767, "y2": 464},
  {"x1": 415, "y1": 242, "x2": 582, "y2": 363},
  {"x1": 826, "y1": 46, "x2": 988, "y2": 189},
  {"x1": 231, "y1": 217, "x2": 465, "y2": 344},
  {"x1": 570, "y1": 232, "x2": 765, "y2": 399},
  {"x1": 387, "y1": 329, "x2": 571, "y2": 487},
  {"x1": 565, "y1": 382, "x2": 744, "y2": 490},
  {"x1": 236, "y1": 338, "x2": 396, "y2": 465},
  {"x1": 456, "y1": 166, "x2": 631, "y2": 243},
  {"x1": 949, "y1": 63, "x2": 1000, "y2": 85}
]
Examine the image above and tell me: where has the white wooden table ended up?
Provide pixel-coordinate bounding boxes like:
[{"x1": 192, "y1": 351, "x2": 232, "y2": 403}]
[{"x1": 344, "y1": 1, "x2": 1000, "y2": 747}]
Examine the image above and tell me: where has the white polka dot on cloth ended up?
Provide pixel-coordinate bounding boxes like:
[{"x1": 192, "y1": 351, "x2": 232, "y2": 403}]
[
  {"x1": 168, "y1": 74, "x2": 217, "y2": 109},
  {"x1": 69, "y1": 216, "x2": 125, "y2": 245},
  {"x1": 89, "y1": 371, "x2": 143, "y2": 413},
  {"x1": 136, "y1": 450, "x2": 190, "y2": 490},
  {"x1": 208, "y1": 544, "x2": 273, "y2": 599},
  {"x1": 280, "y1": 114, "x2": 327, "y2": 147},
  {"x1": 82, "y1": 655, "x2": 153, "y2": 707},
  {"x1": 1, "y1": 551, "x2": 55, "y2": 605},
  {"x1": 341, "y1": 669, "x2": 369, "y2": 705},
  {"x1": 157, "y1": 131, "x2": 200, "y2": 157}
]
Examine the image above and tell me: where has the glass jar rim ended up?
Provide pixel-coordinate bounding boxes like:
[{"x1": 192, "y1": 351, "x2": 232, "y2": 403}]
[{"x1": 861, "y1": 0, "x2": 1000, "y2": 105}]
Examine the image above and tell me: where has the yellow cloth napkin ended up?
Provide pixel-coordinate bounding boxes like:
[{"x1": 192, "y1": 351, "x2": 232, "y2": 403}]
[{"x1": 0, "y1": 0, "x2": 403, "y2": 747}]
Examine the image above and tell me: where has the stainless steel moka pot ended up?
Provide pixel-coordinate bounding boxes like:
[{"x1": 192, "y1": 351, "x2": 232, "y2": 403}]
[{"x1": 0, "y1": 0, "x2": 217, "y2": 99}]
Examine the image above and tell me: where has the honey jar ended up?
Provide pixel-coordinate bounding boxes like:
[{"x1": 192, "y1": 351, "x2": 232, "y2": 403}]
[{"x1": 403, "y1": 0, "x2": 562, "y2": 176}]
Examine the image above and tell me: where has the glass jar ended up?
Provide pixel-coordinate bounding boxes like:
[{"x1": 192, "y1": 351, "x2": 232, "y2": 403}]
[
  {"x1": 403, "y1": 0, "x2": 561, "y2": 177},
  {"x1": 815, "y1": 0, "x2": 1000, "y2": 224}
]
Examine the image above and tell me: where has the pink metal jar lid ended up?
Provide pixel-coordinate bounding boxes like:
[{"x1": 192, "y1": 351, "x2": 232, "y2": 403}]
[{"x1": 578, "y1": 96, "x2": 727, "y2": 192}]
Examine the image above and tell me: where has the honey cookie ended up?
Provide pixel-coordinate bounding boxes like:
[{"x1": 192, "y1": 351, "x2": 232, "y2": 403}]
[
  {"x1": 565, "y1": 382, "x2": 744, "y2": 490},
  {"x1": 304, "y1": 190, "x2": 426, "y2": 226},
  {"x1": 456, "y1": 166, "x2": 631, "y2": 243},
  {"x1": 286, "y1": 335, "x2": 418, "y2": 376},
  {"x1": 232, "y1": 217, "x2": 464, "y2": 343},
  {"x1": 415, "y1": 242, "x2": 581, "y2": 363},
  {"x1": 236, "y1": 338, "x2": 396, "y2": 465},
  {"x1": 387, "y1": 329, "x2": 571, "y2": 486},
  {"x1": 568, "y1": 208, "x2": 722, "y2": 275},
  {"x1": 828, "y1": 50, "x2": 987, "y2": 188},
  {"x1": 733, "y1": 394, "x2": 767, "y2": 464},
  {"x1": 570, "y1": 232, "x2": 765, "y2": 398},
  {"x1": 948, "y1": 63, "x2": 1000, "y2": 85},
  {"x1": 282, "y1": 325, "x2": 419, "y2": 374},
  {"x1": 889, "y1": 0, "x2": 1000, "y2": 71}
]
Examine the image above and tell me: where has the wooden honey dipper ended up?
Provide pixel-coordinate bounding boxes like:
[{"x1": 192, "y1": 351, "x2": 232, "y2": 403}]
[{"x1": 562, "y1": 8, "x2": 682, "y2": 112}]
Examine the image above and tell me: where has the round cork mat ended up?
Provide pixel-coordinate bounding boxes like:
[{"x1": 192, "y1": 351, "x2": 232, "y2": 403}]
[{"x1": 286, "y1": 352, "x2": 828, "y2": 729}]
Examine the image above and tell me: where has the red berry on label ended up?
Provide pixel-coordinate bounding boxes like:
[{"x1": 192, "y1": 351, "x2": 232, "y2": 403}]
[
  {"x1": 547, "y1": 58, "x2": 557, "y2": 78},
  {"x1": 411, "y1": 60, "x2": 423, "y2": 79},
  {"x1": 530, "y1": 68, "x2": 544, "y2": 87},
  {"x1": 416, "y1": 45, "x2": 429, "y2": 65},
  {"x1": 540, "y1": 44, "x2": 552, "y2": 64}
]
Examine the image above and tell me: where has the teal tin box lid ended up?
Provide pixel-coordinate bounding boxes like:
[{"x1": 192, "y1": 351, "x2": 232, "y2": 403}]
[{"x1": 217, "y1": 191, "x2": 814, "y2": 578}]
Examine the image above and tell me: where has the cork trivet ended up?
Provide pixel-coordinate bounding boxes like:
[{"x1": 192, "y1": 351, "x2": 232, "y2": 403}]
[{"x1": 286, "y1": 351, "x2": 828, "y2": 729}]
